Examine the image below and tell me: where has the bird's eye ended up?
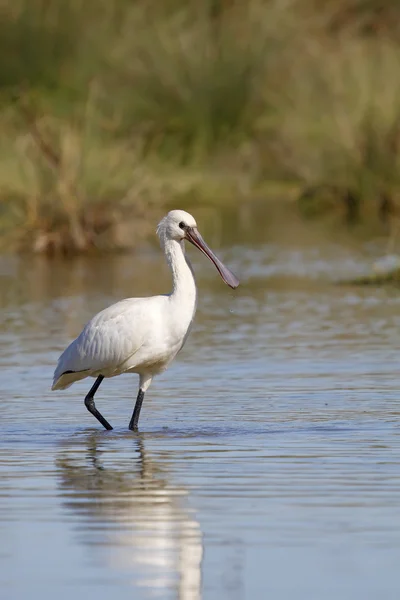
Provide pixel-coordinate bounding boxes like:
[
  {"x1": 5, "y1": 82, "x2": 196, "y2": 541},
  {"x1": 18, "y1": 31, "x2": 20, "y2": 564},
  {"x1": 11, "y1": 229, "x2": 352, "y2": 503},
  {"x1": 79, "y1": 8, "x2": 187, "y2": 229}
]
[{"x1": 179, "y1": 221, "x2": 185, "y2": 229}]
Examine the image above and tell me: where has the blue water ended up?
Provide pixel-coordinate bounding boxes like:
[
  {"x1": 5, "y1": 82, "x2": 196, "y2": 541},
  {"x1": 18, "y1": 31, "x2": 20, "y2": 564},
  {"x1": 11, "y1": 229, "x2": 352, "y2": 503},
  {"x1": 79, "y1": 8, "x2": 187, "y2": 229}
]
[{"x1": 1, "y1": 245, "x2": 400, "y2": 599}]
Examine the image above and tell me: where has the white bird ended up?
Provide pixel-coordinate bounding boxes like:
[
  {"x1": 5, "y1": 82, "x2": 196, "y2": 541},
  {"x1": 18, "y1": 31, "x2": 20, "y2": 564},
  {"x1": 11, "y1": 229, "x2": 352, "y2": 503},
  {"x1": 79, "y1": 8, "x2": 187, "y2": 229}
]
[{"x1": 52, "y1": 210, "x2": 239, "y2": 430}]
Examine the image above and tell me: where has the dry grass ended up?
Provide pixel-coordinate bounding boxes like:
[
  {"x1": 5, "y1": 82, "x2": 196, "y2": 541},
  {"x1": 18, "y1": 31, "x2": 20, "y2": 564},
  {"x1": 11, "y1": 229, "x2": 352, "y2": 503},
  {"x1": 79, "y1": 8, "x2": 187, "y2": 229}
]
[{"x1": 1, "y1": 0, "x2": 400, "y2": 252}]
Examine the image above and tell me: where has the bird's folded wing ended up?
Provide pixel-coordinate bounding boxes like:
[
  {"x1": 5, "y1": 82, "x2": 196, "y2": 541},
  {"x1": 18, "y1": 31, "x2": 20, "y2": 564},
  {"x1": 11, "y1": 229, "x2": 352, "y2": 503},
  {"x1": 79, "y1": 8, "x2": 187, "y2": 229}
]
[{"x1": 53, "y1": 311, "x2": 145, "y2": 382}]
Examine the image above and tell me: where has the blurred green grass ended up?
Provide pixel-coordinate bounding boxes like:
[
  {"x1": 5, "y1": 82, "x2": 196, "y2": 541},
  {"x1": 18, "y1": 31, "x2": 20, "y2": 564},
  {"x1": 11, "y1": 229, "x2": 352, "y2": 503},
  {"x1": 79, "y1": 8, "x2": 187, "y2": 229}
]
[{"x1": 2, "y1": 0, "x2": 400, "y2": 253}]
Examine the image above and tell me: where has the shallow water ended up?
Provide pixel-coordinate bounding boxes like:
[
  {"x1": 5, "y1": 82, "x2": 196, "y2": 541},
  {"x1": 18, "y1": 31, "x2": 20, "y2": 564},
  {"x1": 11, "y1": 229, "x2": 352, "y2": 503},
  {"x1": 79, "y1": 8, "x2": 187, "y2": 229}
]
[{"x1": 1, "y1": 238, "x2": 400, "y2": 599}]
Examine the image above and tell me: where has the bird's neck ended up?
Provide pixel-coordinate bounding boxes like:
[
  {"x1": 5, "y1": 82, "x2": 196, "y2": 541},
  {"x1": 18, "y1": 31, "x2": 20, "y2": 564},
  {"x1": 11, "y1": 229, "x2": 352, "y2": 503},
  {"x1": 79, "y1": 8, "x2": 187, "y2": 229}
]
[{"x1": 163, "y1": 238, "x2": 197, "y2": 301}]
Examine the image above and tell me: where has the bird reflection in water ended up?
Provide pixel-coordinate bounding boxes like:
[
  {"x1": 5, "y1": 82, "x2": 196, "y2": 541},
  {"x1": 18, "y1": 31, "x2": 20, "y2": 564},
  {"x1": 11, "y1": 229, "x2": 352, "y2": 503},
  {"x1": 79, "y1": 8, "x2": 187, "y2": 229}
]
[{"x1": 56, "y1": 433, "x2": 203, "y2": 599}]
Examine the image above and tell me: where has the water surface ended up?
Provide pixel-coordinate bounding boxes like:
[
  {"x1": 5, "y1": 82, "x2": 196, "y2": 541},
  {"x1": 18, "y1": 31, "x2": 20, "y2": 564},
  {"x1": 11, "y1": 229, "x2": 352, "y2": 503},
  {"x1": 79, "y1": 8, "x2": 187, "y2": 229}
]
[{"x1": 1, "y1": 238, "x2": 400, "y2": 599}]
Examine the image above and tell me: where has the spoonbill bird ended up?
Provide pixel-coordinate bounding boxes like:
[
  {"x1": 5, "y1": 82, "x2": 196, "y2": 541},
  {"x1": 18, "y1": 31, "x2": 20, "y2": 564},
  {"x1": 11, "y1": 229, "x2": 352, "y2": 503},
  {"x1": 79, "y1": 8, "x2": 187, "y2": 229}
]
[{"x1": 52, "y1": 210, "x2": 239, "y2": 430}]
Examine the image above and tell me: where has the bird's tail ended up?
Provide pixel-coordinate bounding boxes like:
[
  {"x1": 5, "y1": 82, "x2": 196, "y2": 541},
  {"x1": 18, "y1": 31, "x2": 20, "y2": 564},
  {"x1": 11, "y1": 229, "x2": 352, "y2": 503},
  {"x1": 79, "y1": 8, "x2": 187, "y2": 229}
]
[{"x1": 52, "y1": 370, "x2": 89, "y2": 390}]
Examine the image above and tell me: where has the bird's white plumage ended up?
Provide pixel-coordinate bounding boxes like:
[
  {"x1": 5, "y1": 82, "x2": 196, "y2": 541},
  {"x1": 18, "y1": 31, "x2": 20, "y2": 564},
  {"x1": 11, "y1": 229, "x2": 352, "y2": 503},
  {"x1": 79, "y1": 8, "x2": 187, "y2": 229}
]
[{"x1": 52, "y1": 210, "x2": 198, "y2": 392}]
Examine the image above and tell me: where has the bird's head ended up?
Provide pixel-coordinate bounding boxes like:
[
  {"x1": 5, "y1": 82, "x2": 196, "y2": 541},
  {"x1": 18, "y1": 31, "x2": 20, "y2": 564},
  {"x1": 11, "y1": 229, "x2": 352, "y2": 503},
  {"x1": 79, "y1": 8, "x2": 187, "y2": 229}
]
[
  {"x1": 157, "y1": 210, "x2": 239, "y2": 289},
  {"x1": 157, "y1": 209, "x2": 197, "y2": 242}
]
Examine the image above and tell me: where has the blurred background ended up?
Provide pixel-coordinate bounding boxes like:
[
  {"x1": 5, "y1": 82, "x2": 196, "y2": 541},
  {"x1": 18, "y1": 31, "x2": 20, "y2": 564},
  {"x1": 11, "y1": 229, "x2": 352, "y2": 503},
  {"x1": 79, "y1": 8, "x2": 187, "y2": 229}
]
[{"x1": 1, "y1": 0, "x2": 400, "y2": 257}]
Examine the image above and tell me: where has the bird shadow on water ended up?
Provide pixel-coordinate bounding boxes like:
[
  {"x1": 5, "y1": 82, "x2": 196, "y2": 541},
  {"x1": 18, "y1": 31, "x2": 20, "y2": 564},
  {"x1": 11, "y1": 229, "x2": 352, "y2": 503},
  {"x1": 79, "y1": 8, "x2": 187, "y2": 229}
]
[{"x1": 55, "y1": 429, "x2": 204, "y2": 597}]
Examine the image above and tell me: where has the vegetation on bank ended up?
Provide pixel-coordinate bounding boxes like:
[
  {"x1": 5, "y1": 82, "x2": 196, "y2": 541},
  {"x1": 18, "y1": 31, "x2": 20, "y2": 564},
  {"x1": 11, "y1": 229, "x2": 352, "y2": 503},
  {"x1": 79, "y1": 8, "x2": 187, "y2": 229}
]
[{"x1": 1, "y1": 0, "x2": 400, "y2": 253}]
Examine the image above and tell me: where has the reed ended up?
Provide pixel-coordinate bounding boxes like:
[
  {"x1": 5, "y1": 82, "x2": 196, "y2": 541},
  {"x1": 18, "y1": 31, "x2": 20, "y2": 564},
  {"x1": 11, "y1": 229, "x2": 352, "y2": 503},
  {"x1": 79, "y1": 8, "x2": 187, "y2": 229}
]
[{"x1": 1, "y1": 0, "x2": 400, "y2": 252}]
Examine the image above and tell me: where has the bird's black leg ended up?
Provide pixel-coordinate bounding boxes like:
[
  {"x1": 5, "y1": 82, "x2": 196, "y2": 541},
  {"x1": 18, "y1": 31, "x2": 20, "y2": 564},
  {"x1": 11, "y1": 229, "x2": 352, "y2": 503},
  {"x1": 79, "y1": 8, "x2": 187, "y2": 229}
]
[
  {"x1": 84, "y1": 376, "x2": 113, "y2": 431},
  {"x1": 129, "y1": 389, "x2": 145, "y2": 431}
]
